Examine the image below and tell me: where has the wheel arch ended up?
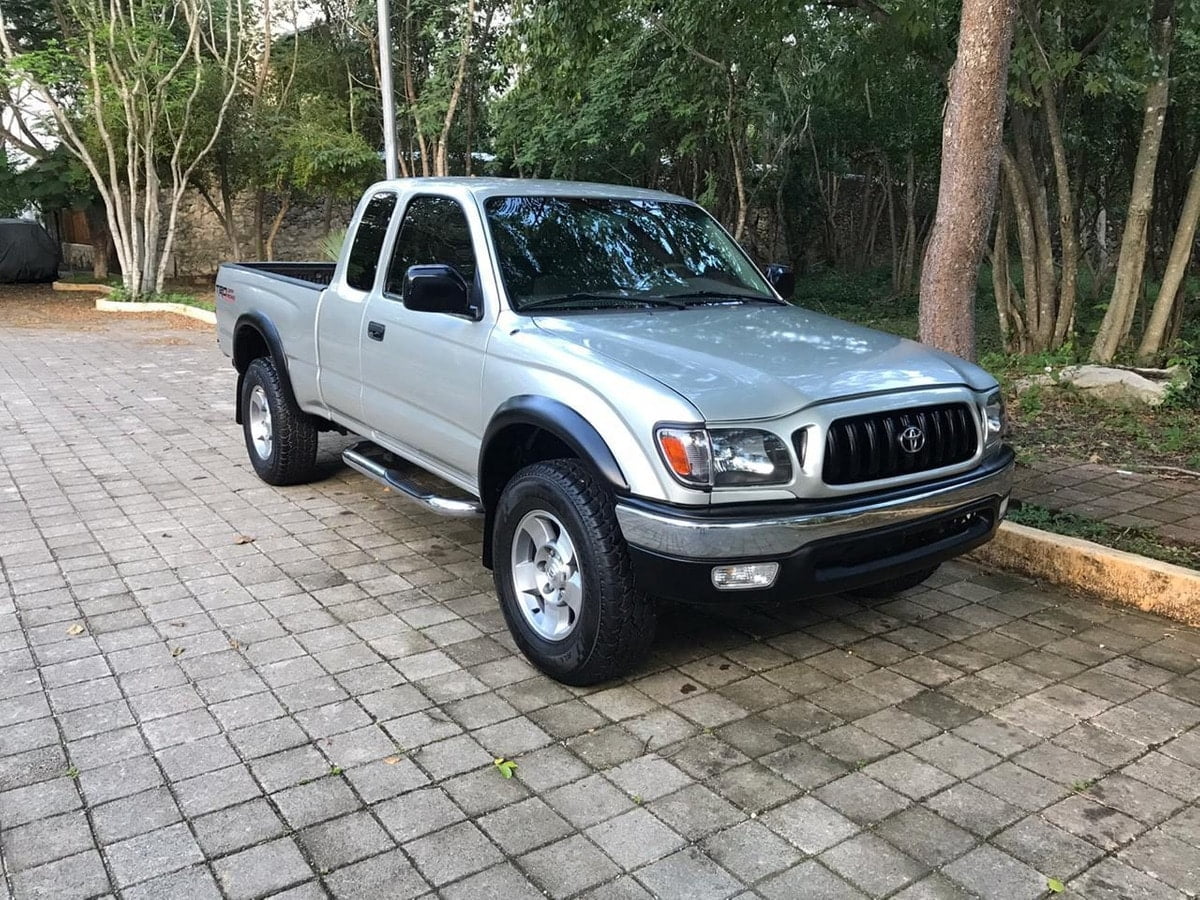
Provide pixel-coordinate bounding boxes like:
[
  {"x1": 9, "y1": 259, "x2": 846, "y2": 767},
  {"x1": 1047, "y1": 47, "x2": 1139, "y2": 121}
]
[
  {"x1": 478, "y1": 396, "x2": 629, "y2": 568},
  {"x1": 232, "y1": 312, "x2": 297, "y2": 425}
]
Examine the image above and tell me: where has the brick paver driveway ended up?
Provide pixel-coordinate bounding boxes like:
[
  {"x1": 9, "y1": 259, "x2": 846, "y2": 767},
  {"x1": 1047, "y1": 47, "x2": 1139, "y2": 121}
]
[{"x1": 2, "y1": 295, "x2": 1199, "y2": 900}]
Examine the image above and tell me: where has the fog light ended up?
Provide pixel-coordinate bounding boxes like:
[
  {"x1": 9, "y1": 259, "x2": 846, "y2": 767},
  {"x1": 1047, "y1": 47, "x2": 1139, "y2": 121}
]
[{"x1": 711, "y1": 562, "x2": 780, "y2": 591}]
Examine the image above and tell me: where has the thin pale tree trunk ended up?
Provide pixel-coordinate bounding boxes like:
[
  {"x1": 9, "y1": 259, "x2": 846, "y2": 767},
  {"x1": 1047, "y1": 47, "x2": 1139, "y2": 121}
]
[
  {"x1": 918, "y1": 0, "x2": 1018, "y2": 360},
  {"x1": 434, "y1": 0, "x2": 477, "y2": 176},
  {"x1": 1091, "y1": 0, "x2": 1174, "y2": 362},
  {"x1": 1042, "y1": 83, "x2": 1079, "y2": 349},
  {"x1": 1136, "y1": 148, "x2": 1200, "y2": 362},
  {"x1": 1001, "y1": 150, "x2": 1042, "y2": 344}
]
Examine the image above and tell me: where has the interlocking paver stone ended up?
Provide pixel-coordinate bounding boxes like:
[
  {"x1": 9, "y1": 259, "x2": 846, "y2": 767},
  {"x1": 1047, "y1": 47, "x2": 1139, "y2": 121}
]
[
  {"x1": 298, "y1": 810, "x2": 394, "y2": 871},
  {"x1": 193, "y1": 798, "x2": 287, "y2": 856},
  {"x1": 323, "y1": 848, "x2": 429, "y2": 899},
  {"x1": 90, "y1": 787, "x2": 183, "y2": 844},
  {"x1": 1, "y1": 299, "x2": 1199, "y2": 899},
  {"x1": 104, "y1": 821, "x2": 204, "y2": 887},
  {"x1": 403, "y1": 819, "x2": 502, "y2": 885},
  {"x1": 212, "y1": 837, "x2": 315, "y2": 900}
]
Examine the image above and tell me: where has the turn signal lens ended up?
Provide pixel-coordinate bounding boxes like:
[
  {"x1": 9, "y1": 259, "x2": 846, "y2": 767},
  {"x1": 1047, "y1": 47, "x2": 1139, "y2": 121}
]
[{"x1": 656, "y1": 428, "x2": 711, "y2": 486}]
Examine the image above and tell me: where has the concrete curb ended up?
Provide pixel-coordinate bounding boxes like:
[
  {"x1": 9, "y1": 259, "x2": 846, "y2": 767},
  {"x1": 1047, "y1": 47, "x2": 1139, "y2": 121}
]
[
  {"x1": 968, "y1": 521, "x2": 1200, "y2": 626},
  {"x1": 52, "y1": 280, "x2": 115, "y2": 294},
  {"x1": 93, "y1": 296, "x2": 216, "y2": 326}
]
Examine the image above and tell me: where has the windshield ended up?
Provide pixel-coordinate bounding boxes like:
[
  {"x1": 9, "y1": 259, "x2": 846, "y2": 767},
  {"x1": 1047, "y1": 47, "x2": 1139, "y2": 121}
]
[{"x1": 482, "y1": 196, "x2": 777, "y2": 313}]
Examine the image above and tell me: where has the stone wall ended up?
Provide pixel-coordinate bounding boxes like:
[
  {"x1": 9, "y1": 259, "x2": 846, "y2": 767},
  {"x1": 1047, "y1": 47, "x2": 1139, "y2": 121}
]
[{"x1": 164, "y1": 191, "x2": 355, "y2": 280}]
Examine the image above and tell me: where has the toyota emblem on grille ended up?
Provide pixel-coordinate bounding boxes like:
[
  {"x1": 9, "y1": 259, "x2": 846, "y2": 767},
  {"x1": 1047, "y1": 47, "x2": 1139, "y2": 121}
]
[{"x1": 899, "y1": 425, "x2": 925, "y2": 454}]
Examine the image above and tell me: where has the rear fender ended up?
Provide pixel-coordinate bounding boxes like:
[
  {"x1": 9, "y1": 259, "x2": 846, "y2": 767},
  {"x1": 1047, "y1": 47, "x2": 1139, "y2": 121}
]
[{"x1": 232, "y1": 312, "x2": 298, "y2": 425}]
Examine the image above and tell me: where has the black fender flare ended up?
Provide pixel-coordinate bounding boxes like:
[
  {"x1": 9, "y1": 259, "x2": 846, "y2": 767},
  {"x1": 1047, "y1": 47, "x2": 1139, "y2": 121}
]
[
  {"x1": 232, "y1": 312, "x2": 298, "y2": 424},
  {"x1": 479, "y1": 395, "x2": 630, "y2": 499},
  {"x1": 478, "y1": 396, "x2": 630, "y2": 568}
]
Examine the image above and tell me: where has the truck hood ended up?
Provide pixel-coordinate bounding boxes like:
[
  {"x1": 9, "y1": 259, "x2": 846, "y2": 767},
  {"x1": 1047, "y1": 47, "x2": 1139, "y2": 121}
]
[{"x1": 532, "y1": 304, "x2": 993, "y2": 421}]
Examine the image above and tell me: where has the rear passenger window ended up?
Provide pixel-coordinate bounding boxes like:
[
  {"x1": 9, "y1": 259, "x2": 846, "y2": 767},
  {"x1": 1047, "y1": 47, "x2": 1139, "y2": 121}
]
[
  {"x1": 385, "y1": 196, "x2": 478, "y2": 297},
  {"x1": 345, "y1": 192, "x2": 397, "y2": 291}
]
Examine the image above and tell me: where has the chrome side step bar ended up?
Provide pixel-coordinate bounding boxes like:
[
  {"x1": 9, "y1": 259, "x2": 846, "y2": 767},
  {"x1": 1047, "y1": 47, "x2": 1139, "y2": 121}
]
[{"x1": 342, "y1": 442, "x2": 483, "y2": 517}]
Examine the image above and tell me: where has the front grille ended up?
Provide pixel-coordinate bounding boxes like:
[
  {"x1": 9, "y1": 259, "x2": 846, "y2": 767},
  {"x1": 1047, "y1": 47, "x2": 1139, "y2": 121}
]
[{"x1": 821, "y1": 402, "x2": 978, "y2": 485}]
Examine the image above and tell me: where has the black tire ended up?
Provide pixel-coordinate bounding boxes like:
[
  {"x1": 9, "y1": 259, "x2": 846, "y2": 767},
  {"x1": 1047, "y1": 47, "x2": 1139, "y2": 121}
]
[
  {"x1": 492, "y1": 459, "x2": 656, "y2": 686},
  {"x1": 848, "y1": 564, "x2": 939, "y2": 599},
  {"x1": 241, "y1": 356, "x2": 319, "y2": 486}
]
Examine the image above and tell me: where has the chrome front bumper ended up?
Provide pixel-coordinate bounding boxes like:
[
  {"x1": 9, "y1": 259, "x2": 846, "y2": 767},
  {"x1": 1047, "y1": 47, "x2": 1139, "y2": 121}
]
[{"x1": 615, "y1": 449, "x2": 1014, "y2": 560}]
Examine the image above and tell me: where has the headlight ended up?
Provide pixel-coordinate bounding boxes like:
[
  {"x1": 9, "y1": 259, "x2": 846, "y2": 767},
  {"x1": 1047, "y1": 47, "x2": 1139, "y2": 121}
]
[
  {"x1": 985, "y1": 390, "x2": 1006, "y2": 447},
  {"x1": 656, "y1": 427, "x2": 793, "y2": 487}
]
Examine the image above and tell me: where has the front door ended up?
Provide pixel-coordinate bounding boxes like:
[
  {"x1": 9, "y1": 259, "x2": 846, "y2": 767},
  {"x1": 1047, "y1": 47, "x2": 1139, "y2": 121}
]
[
  {"x1": 316, "y1": 190, "x2": 397, "y2": 426},
  {"x1": 360, "y1": 194, "x2": 492, "y2": 485}
]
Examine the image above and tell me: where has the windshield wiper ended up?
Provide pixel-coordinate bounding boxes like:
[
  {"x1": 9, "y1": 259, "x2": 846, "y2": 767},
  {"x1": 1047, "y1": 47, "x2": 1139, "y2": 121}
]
[
  {"x1": 519, "y1": 292, "x2": 686, "y2": 312},
  {"x1": 664, "y1": 290, "x2": 782, "y2": 305}
]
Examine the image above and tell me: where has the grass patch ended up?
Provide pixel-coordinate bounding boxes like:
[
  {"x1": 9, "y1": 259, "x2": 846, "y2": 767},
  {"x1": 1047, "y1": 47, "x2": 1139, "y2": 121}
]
[
  {"x1": 58, "y1": 273, "x2": 121, "y2": 286},
  {"x1": 1008, "y1": 501, "x2": 1199, "y2": 571}
]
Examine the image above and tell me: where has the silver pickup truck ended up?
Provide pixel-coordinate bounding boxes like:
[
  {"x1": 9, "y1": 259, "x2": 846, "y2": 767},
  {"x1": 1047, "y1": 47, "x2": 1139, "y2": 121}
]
[{"x1": 216, "y1": 177, "x2": 1013, "y2": 685}]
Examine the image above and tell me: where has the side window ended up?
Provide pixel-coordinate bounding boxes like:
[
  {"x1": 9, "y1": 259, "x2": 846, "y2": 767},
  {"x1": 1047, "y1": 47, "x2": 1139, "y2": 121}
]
[
  {"x1": 385, "y1": 196, "x2": 478, "y2": 298},
  {"x1": 345, "y1": 192, "x2": 397, "y2": 292}
]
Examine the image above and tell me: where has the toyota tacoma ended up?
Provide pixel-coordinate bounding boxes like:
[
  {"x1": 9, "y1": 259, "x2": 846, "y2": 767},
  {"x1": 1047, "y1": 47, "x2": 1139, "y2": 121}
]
[{"x1": 215, "y1": 178, "x2": 1013, "y2": 685}]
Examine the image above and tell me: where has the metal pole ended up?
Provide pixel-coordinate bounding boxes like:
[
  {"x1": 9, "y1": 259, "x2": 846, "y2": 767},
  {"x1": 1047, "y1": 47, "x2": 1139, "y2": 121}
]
[{"x1": 377, "y1": 0, "x2": 398, "y2": 179}]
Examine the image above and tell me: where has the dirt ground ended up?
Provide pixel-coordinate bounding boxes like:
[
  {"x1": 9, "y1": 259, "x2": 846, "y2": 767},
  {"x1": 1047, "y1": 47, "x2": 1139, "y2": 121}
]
[
  {"x1": 0, "y1": 283, "x2": 212, "y2": 332},
  {"x1": 1006, "y1": 386, "x2": 1200, "y2": 473}
]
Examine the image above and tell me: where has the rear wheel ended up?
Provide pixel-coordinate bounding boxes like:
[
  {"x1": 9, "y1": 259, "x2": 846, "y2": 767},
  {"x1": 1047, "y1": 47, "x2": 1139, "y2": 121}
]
[
  {"x1": 493, "y1": 459, "x2": 656, "y2": 686},
  {"x1": 848, "y1": 564, "x2": 939, "y2": 598},
  {"x1": 241, "y1": 357, "x2": 319, "y2": 486}
]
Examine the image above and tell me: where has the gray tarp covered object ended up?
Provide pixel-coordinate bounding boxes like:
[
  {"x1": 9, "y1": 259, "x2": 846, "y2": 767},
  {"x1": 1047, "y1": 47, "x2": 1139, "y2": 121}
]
[{"x1": 0, "y1": 218, "x2": 60, "y2": 283}]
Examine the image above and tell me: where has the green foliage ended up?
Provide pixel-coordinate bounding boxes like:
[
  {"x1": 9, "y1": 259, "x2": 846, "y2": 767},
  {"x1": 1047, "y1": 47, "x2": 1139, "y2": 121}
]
[
  {"x1": 1008, "y1": 502, "x2": 1200, "y2": 570},
  {"x1": 0, "y1": 147, "x2": 97, "y2": 216},
  {"x1": 321, "y1": 228, "x2": 347, "y2": 263},
  {"x1": 493, "y1": 757, "x2": 518, "y2": 778}
]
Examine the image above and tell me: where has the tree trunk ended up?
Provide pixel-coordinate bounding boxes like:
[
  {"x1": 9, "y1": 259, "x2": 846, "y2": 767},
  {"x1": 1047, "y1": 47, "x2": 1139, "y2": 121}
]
[
  {"x1": 402, "y1": 0, "x2": 431, "y2": 177},
  {"x1": 434, "y1": 0, "x2": 476, "y2": 176},
  {"x1": 918, "y1": 0, "x2": 1017, "y2": 360},
  {"x1": 1001, "y1": 149, "x2": 1042, "y2": 345},
  {"x1": 1042, "y1": 82, "x2": 1079, "y2": 349},
  {"x1": 265, "y1": 194, "x2": 290, "y2": 261},
  {"x1": 1012, "y1": 106, "x2": 1056, "y2": 350},
  {"x1": 254, "y1": 189, "x2": 266, "y2": 259},
  {"x1": 1090, "y1": 0, "x2": 1174, "y2": 362},
  {"x1": 899, "y1": 149, "x2": 918, "y2": 295},
  {"x1": 1136, "y1": 147, "x2": 1200, "y2": 362}
]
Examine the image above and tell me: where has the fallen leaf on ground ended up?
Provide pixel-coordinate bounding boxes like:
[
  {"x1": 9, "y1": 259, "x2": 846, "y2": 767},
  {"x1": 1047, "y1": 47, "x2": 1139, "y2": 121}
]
[
  {"x1": 233, "y1": 535, "x2": 256, "y2": 545},
  {"x1": 66, "y1": 624, "x2": 85, "y2": 636},
  {"x1": 493, "y1": 757, "x2": 518, "y2": 779},
  {"x1": 384, "y1": 755, "x2": 404, "y2": 765},
  {"x1": 170, "y1": 646, "x2": 185, "y2": 657}
]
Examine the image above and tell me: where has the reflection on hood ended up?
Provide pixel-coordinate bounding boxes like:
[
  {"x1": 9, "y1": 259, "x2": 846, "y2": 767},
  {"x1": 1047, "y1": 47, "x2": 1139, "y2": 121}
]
[{"x1": 533, "y1": 304, "x2": 991, "y2": 420}]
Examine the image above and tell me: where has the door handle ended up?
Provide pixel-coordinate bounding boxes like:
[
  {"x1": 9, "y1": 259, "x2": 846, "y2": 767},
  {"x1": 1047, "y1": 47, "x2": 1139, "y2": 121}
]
[{"x1": 367, "y1": 321, "x2": 385, "y2": 341}]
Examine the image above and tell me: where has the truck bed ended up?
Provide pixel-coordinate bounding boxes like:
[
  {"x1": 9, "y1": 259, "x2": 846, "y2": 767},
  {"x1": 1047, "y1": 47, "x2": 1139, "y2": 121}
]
[{"x1": 226, "y1": 261, "x2": 336, "y2": 288}]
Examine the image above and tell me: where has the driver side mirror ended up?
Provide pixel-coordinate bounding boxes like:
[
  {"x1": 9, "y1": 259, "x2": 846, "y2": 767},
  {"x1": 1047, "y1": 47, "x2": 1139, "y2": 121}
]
[
  {"x1": 765, "y1": 263, "x2": 795, "y2": 300},
  {"x1": 404, "y1": 264, "x2": 479, "y2": 319}
]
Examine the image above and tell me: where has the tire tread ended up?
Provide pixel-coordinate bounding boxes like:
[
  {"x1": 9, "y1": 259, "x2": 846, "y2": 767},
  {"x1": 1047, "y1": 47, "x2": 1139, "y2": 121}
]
[{"x1": 243, "y1": 357, "x2": 319, "y2": 486}]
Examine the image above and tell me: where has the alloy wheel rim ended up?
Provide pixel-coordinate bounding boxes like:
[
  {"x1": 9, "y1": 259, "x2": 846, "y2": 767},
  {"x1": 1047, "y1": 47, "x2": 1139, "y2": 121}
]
[
  {"x1": 248, "y1": 385, "x2": 273, "y2": 460},
  {"x1": 510, "y1": 510, "x2": 582, "y2": 641}
]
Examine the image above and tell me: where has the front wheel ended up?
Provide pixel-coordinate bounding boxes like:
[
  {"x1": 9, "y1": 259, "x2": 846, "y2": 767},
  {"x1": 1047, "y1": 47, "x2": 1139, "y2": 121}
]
[{"x1": 493, "y1": 460, "x2": 656, "y2": 686}]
